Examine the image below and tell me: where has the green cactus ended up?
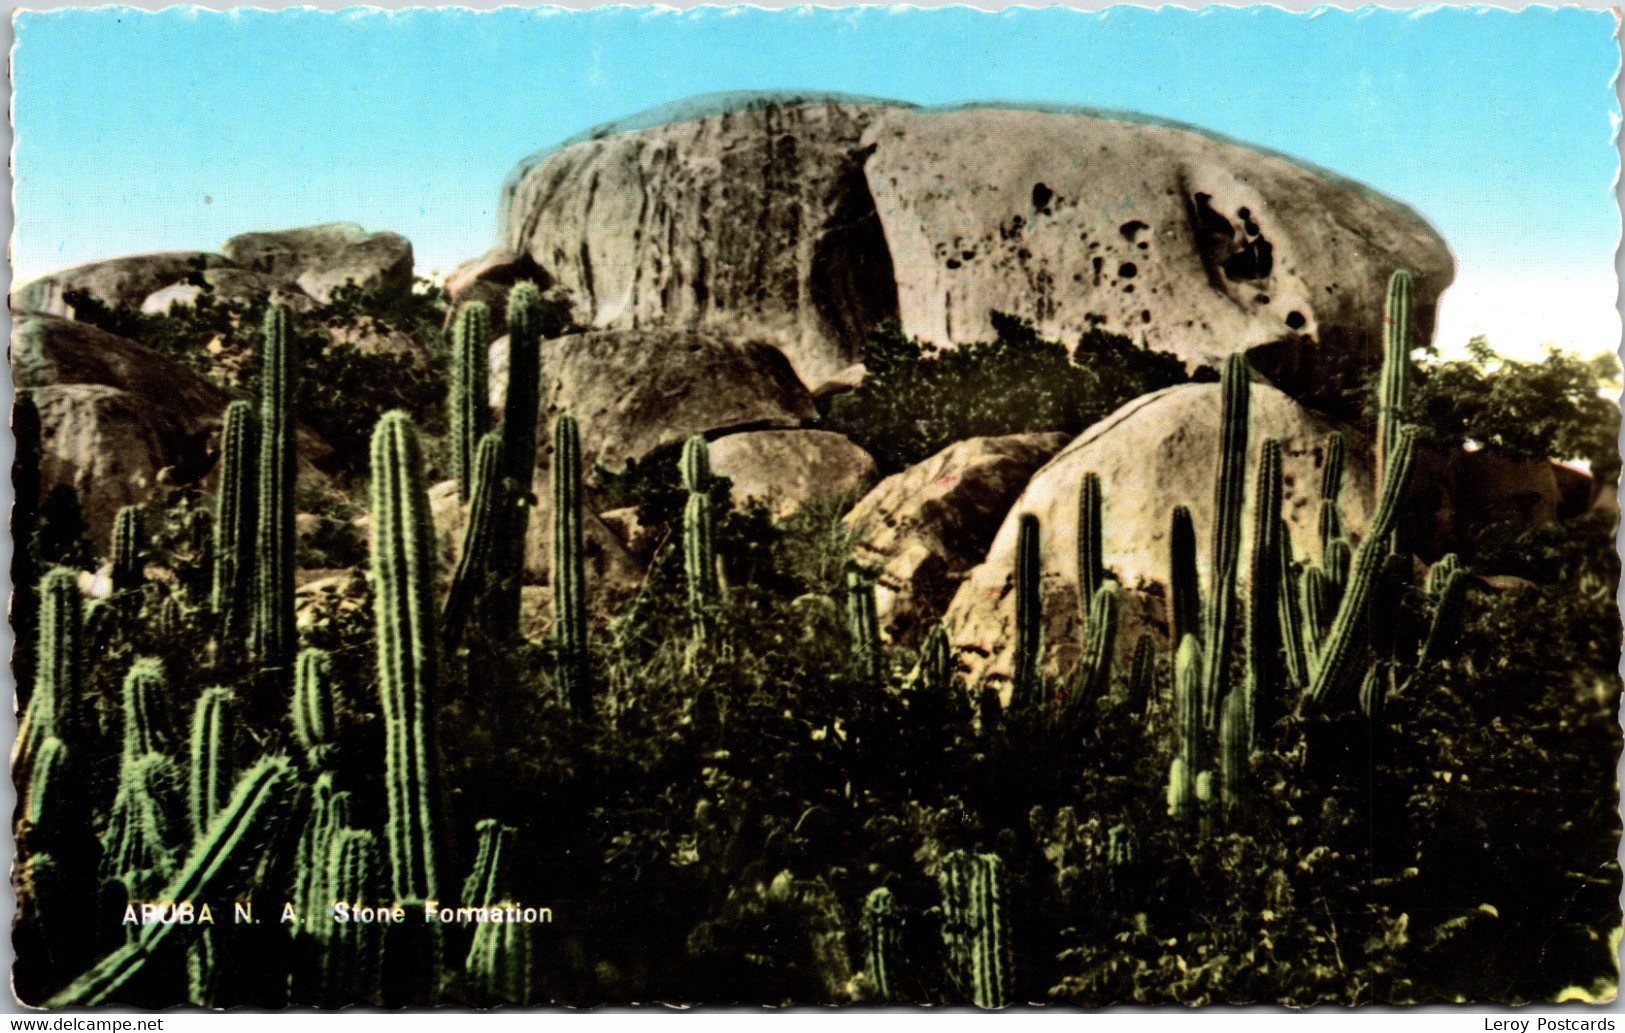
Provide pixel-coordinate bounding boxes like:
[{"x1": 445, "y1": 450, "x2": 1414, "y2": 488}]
[
  {"x1": 1121, "y1": 634, "x2": 1158, "y2": 713},
  {"x1": 1073, "y1": 580, "x2": 1121, "y2": 703},
  {"x1": 1418, "y1": 566, "x2": 1471, "y2": 670},
  {"x1": 292, "y1": 648, "x2": 336, "y2": 769},
  {"x1": 50, "y1": 756, "x2": 299, "y2": 1006},
  {"x1": 682, "y1": 435, "x2": 721, "y2": 650},
  {"x1": 440, "y1": 431, "x2": 502, "y2": 650},
  {"x1": 1169, "y1": 505, "x2": 1201, "y2": 651},
  {"x1": 862, "y1": 886, "x2": 900, "y2": 1002},
  {"x1": 1323, "y1": 538, "x2": 1352, "y2": 591},
  {"x1": 553, "y1": 412, "x2": 590, "y2": 709},
  {"x1": 1426, "y1": 553, "x2": 1463, "y2": 597},
  {"x1": 370, "y1": 411, "x2": 441, "y2": 903},
  {"x1": 1168, "y1": 635, "x2": 1204, "y2": 821},
  {"x1": 909, "y1": 623, "x2": 956, "y2": 692},
  {"x1": 13, "y1": 390, "x2": 41, "y2": 707},
  {"x1": 1245, "y1": 439, "x2": 1283, "y2": 735},
  {"x1": 845, "y1": 566, "x2": 882, "y2": 682},
  {"x1": 1277, "y1": 520, "x2": 1311, "y2": 691},
  {"x1": 1012, "y1": 513, "x2": 1043, "y2": 708},
  {"x1": 24, "y1": 735, "x2": 66, "y2": 832},
  {"x1": 105, "y1": 753, "x2": 188, "y2": 898},
  {"x1": 450, "y1": 301, "x2": 492, "y2": 502},
  {"x1": 1201, "y1": 353, "x2": 1251, "y2": 721},
  {"x1": 1076, "y1": 472, "x2": 1104, "y2": 626},
  {"x1": 1219, "y1": 679, "x2": 1251, "y2": 810},
  {"x1": 463, "y1": 820, "x2": 527, "y2": 1004},
  {"x1": 460, "y1": 818, "x2": 514, "y2": 908},
  {"x1": 1359, "y1": 661, "x2": 1390, "y2": 723},
  {"x1": 187, "y1": 688, "x2": 235, "y2": 839},
  {"x1": 1317, "y1": 433, "x2": 1347, "y2": 553},
  {"x1": 293, "y1": 773, "x2": 343, "y2": 939},
  {"x1": 120, "y1": 659, "x2": 170, "y2": 766},
  {"x1": 21, "y1": 568, "x2": 84, "y2": 771},
  {"x1": 487, "y1": 283, "x2": 546, "y2": 638},
  {"x1": 938, "y1": 851, "x2": 1012, "y2": 1009},
  {"x1": 322, "y1": 827, "x2": 385, "y2": 1005},
  {"x1": 251, "y1": 304, "x2": 298, "y2": 677},
  {"x1": 212, "y1": 399, "x2": 259, "y2": 644},
  {"x1": 110, "y1": 505, "x2": 143, "y2": 594},
  {"x1": 1305, "y1": 426, "x2": 1420, "y2": 712},
  {"x1": 1378, "y1": 269, "x2": 1413, "y2": 489}
]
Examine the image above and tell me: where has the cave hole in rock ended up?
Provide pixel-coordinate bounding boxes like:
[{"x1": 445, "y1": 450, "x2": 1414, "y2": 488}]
[
  {"x1": 1091, "y1": 257, "x2": 1104, "y2": 285},
  {"x1": 1118, "y1": 261, "x2": 1138, "y2": 279},
  {"x1": 1141, "y1": 309, "x2": 1152, "y2": 323},
  {"x1": 1119, "y1": 220, "x2": 1149, "y2": 242},
  {"x1": 1285, "y1": 311, "x2": 1306, "y2": 330},
  {"x1": 1032, "y1": 183, "x2": 1054, "y2": 210}
]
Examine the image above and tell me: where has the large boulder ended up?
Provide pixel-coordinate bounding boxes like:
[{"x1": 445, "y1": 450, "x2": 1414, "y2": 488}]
[
  {"x1": 502, "y1": 96, "x2": 902, "y2": 388},
  {"x1": 862, "y1": 107, "x2": 1454, "y2": 412},
  {"x1": 942, "y1": 381, "x2": 1376, "y2": 698},
  {"x1": 141, "y1": 268, "x2": 318, "y2": 314},
  {"x1": 11, "y1": 252, "x2": 234, "y2": 318},
  {"x1": 710, "y1": 430, "x2": 877, "y2": 518},
  {"x1": 222, "y1": 222, "x2": 413, "y2": 303},
  {"x1": 845, "y1": 432, "x2": 1072, "y2": 643}
]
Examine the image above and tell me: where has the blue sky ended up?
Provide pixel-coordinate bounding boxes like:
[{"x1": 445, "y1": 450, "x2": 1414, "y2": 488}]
[{"x1": 11, "y1": 4, "x2": 1621, "y2": 359}]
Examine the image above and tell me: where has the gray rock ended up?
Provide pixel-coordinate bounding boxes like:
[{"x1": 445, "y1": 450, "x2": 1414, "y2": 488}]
[
  {"x1": 222, "y1": 222, "x2": 413, "y2": 303},
  {"x1": 13, "y1": 252, "x2": 234, "y2": 318},
  {"x1": 710, "y1": 429, "x2": 877, "y2": 518}
]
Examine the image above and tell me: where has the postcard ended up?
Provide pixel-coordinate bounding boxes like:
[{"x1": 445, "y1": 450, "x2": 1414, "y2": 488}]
[{"x1": 7, "y1": 3, "x2": 1622, "y2": 1009}]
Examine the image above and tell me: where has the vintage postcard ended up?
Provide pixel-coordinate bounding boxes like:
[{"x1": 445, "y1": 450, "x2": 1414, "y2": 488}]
[{"x1": 7, "y1": 3, "x2": 1622, "y2": 1009}]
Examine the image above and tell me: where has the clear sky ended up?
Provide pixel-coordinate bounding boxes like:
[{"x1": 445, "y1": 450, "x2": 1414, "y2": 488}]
[{"x1": 11, "y1": 4, "x2": 1621, "y2": 360}]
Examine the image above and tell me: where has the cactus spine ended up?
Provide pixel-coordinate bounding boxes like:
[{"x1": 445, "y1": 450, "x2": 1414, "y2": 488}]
[
  {"x1": 292, "y1": 648, "x2": 336, "y2": 769},
  {"x1": 440, "y1": 431, "x2": 502, "y2": 650},
  {"x1": 1169, "y1": 505, "x2": 1201, "y2": 650},
  {"x1": 681, "y1": 435, "x2": 721, "y2": 649},
  {"x1": 1076, "y1": 473, "x2": 1104, "y2": 627},
  {"x1": 21, "y1": 568, "x2": 84, "y2": 770},
  {"x1": 488, "y1": 283, "x2": 545, "y2": 638},
  {"x1": 110, "y1": 505, "x2": 142, "y2": 594},
  {"x1": 1202, "y1": 353, "x2": 1251, "y2": 721},
  {"x1": 251, "y1": 304, "x2": 298, "y2": 677},
  {"x1": 1074, "y1": 581, "x2": 1121, "y2": 703},
  {"x1": 370, "y1": 412, "x2": 440, "y2": 903},
  {"x1": 212, "y1": 399, "x2": 259, "y2": 644},
  {"x1": 862, "y1": 886, "x2": 900, "y2": 1002},
  {"x1": 188, "y1": 688, "x2": 234, "y2": 838},
  {"x1": 450, "y1": 301, "x2": 492, "y2": 501},
  {"x1": 1012, "y1": 513, "x2": 1043, "y2": 708},
  {"x1": 14, "y1": 390, "x2": 41, "y2": 706},
  {"x1": 120, "y1": 659, "x2": 169, "y2": 766},
  {"x1": 1245, "y1": 439, "x2": 1284, "y2": 736},
  {"x1": 938, "y1": 851, "x2": 1012, "y2": 1009},
  {"x1": 845, "y1": 567, "x2": 881, "y2": 681},
  {"x1": 553, "y1": 412, "x2": 590, "y2": 709}
]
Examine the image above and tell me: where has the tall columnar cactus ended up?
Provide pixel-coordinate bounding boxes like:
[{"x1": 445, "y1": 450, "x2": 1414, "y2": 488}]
[
  {"x1": 1245, "y1": 439, "x2": 1284, "y2": 735},
  {"x1": 910, "y1": 623, "x2": 956, "y2": 692},
  {"x1": 938, "y1": 851, "x2": 1012, "y2": 1009},
  {"x1": 1418, "y1": 566, "x2": 1471, "y2": 670},
  {"x1": 187, "y1": 688, "x2": 235, "y2": 838},
  {"x1": 14, "y1": 390, "x2": 42, "y2": 706},
  {"x1": 292, "y1": 648, "x2": 336, "y2": 768},
  {"x1": 1219, "y1": 679, "x2": 1251, "y2": 810},
  {"x1": 681, "y1": 435, "x2": 721, "y2": 649},
  {"x1": 212, "y1": 399, "x2": 259, "y2": 644},
  {"x1": 862, "y1": 886, "x2": 900, "y2": 1002},
  {"x1": 450, "y1": 301, "x2": 492, "y2": 501},
  {"x1": 1011, "y1": 513, "x2": 1043, "y2": 708},
  {"x1": 1318, "y1": 433, "x2": 1347, "y2": 554},
  {"x1": 52, "y1": 757, "x2": 299, "y2": 1007},
  {"x1": 370, "y1": 412, "x2": 440, "y2": 903},
  {"x1": 553, "y1": 412, "x2": 590, "y2": 709},
  {"x1": 1378, "y1": 269, "x2": 1413, "y2": 490},
  {"x1": 1323, "y1": 539, "x2": 1352, "y2": 592},
  {"x1": 1305, "y1": 425, "x2": 1420, "y2": 712},
  {"x1": 1359, "y1": 662, "x2": 1390, "y2": 723},
  {"x1": 487, "y1": 283, "x2": 546, "y2": 638},
  {"x1": 110, "y1": 505, "x2": 143, "y2": 594},
  {"x1": 1168, "y1": 505, "x2": 1201, "y2": 650},
  {"x1": 845, "y1": 567, "x2": 881, "y2": 682},
  {"x1": 323, "y1": 827, "x2": 385, "y2": 1005},
  {"x1": 252, "y1": 304, "x2": 298, "y2": 677},
  {"x1": 24, "y1": 735, "x2": 67, "y2": 832},
  {"x1": 1073, "y1": 581, "x2": 1121, "y2": 703},
  {"x1": 120, "y1": 659, "x2": 170, "y2": 766},
  {"x1": 105, "y1": 752, "x2": 188, "y2": 897},
  {"x1": 1076, "y1": 473, "x2": 1104, "y2": 626},
  {"x1": 1201, "y1": 353, "x2": 1251, "y2": 720},
  {"x1": 21, "y1": 568, "x2": 84, "y2": 771},
  {"x1": 1167, "y1": 635, "x2": 1204, "y2": 821},
  {"x1": 1122, "y1": 634, "x2": 1158, "y2": 713},
  {"x1": 463, "y1": 820, "x2": 527, "y2": 1003},
  {"x1": 441, "y1": 431, "x2": 502, "y2": 650}
]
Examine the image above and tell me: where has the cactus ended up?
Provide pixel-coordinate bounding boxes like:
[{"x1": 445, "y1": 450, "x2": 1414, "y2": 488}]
[
  {"x1": 1076, "y1": 473, "x2": 1104, "y2": 627},
  {"x1": 105, "y1": 753, "x2": 188, "y2": 897},
  {"x1": 24, "y1": 736, "x2": 66, "y2": 832},
  {"x1": 1219, "y1": 680, "x2": 1251, "y2": 810},
  {"x1": 1121, "y1": 634, "x2": 1158, "y2": 713},
  {"x1": 51, "y1": 757, "x2": 299, "y2": 1007},
  {"x1": 463, "y1": 820, "x2": 527, "y2": 1004},
  {"x1": 370, "y1": 412, "x2": 440, "y2": 903},
  {"x1": 1359, "y1": 661, "x2": 1390, "y2": 722},
  {"x1": 1323, "y1": 538, "x2": 1352, "y2": 592},
  {"x1": 1012, "y1": 513, "x2": 1043, "y2": 708},
  {"x1": 20, "y1": 568, "x2": 84, "y2": 771},
  {"x1": 1202, "y1": 353, "x2": 1251, "y2": 721},
  {"x1": 681, "y1": 435, "x2": 721, "y2": 650},
  {"x1": 323, "y1": 828, "x2": 385, "y2": 1005},
  {"x1": 862, "y1": 886, "x2": 900, "y2": 1002},
  {"x1": 1418, "y1": 566, "x2": 1471, "y2": 670},
  {"x1": 1305, "y1": 425, "x2": 1420, "y2": 712},
  {"x1": 845, "y1": 567, "x2": 881, "y2": 682},
  {"x1": 440, "y1": 431, "x2": 502, "y2": 650},
  {"x1": 1378, "y1": 270, "x2": 1413, "y2": 490},
  {"x1": 450, "y1": 301, "x2": 492, "y2": 501},
  {"x1": 251, "y1": 304, "x2": 298, "y2": 677},
  {"x1": 1168, "y1": 635, "x2": 1204, "y2": 821},
  {"x1": 110, "y1": 505, "x2": 143, "y2": 594},
  {"x1": 909, "y1": 623, "x2": 956, "y2": 692},
  {"x1": 14, "y1": 390, "x2": 41, "y2": 706},
  {"x1": 120, "y1": 658, "x2": 170, "y2": 766},
  {"x1": 1073, "y1": 580, "x2": 1120, "y2": 703},
  {"x1": 293, "y1": 773, "x2": 343, "y2": 937},
  {"x1": 1425, "y1": 553, "x2": 1463, "y2": 597},
  {"x1": 1105, "y1": 824, "x2": 1135, "y2": 904},
  {"x1": 292, "y1": 648, "x2": 336, "y2": 769},
  {"x1": 553, "y1": 412, "x2": 590, "y2": 709},
  {"x1": 1318, "y1": 433, "x2": 1347, "y2": 553},
  {"x1": 1277, "y1": 520, "x2": 1311, "y2": 691},
  {"x1": 487, "y1": 283, "x2": 546, "y2": 638},
  {"x1": 460, "y1": 819, "x2": 514, "y2": 908},
  {"x1": 1168, "y1": 505, "x2": 1201, "y2": 650},
  {"x1": 1245, "y1": 439, "x2": 1283, "y2": 735},
  {"x1": 188, "y1": 688, "x2": 235, "y2": 839},
  {"x1": 212, "y1": 399, "x2": 259, "y2": 644},
  {"x1": 938, "y1": 851, "x2": 1012, "y2": 1009}
]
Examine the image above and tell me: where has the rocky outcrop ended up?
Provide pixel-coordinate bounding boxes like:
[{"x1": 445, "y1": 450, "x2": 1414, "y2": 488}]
[
  {"x1": 942, "y1": 381, "x2": 1375, "y2": 697},
  {"x1": 845, "y1": 432, "x2": 1072, "y2": 643},
  {"x1": 710, "y1": 430, "x2": 877, "y2": 518},
  {"x1": 11, "y1": 252, "x2": 234, "y2": 318},
  {"x1": 443, "y1": 248, "x2": 567, "y2": 330},
  {"x1": 222, "y1": 222, "x2": 413, "y2": 303},
  {"x1": 141, "y1": 268, "x2": 318, "y2": 314}
]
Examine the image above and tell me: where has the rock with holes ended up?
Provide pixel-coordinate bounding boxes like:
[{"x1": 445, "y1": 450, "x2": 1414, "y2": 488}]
[
  {"x1": 710, "y1": 430, "x2": 877, "y2": 518},
  {"x1": 222, "y1": 222, "x2": 413, "y2": 303},
  {"x1": 941, "y1": 381, "x2": 1377, "y2": 700},
  {"x1": 11, "y1": 252, "x2": 235, "y2": 318},
  {"x1": 844, "y1": 432, "x2": 1072, "y2": 644},
  {"x1": 863, "y1": 106, "x2": 1454, "y2": 414}
]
